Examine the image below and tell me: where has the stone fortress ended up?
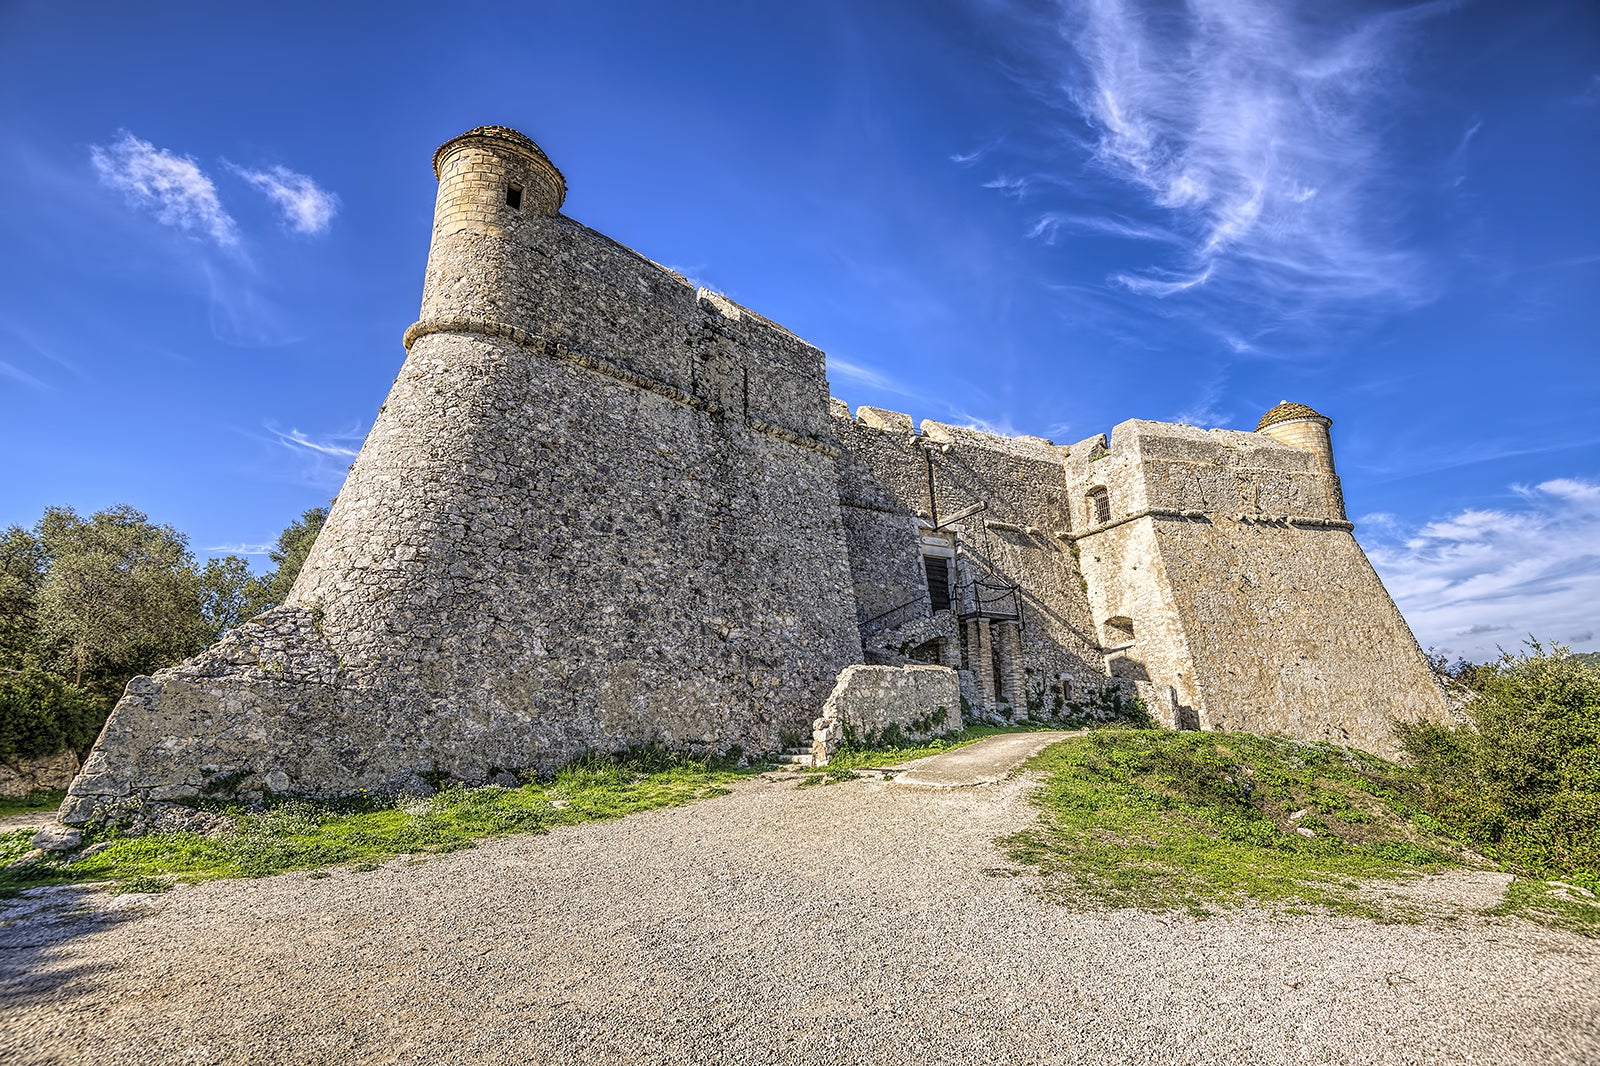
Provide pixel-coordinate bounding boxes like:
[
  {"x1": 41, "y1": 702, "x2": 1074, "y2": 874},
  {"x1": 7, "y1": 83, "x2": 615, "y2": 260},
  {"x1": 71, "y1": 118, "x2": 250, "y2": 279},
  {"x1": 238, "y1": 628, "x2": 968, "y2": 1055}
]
[{"x1": 61, "y1": 127, "x2": 1447, "y2": 823}]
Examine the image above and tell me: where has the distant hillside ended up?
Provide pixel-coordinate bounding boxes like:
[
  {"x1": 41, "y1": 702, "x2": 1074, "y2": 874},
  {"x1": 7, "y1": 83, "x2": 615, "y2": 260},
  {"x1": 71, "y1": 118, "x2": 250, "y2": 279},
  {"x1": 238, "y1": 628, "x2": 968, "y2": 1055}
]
[{"x1": 1574, "y1": 651, "x2": 1600, "y2": 672}]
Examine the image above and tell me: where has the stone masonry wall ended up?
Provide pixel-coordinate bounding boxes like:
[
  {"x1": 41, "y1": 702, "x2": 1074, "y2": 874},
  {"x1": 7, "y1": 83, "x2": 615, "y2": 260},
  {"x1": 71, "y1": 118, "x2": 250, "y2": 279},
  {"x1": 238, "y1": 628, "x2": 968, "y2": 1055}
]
[
  {"x1": 63, "y1": 129, "x2": 864, "y2": 821},
  {"x1": 1063, "y1": 419, "x2": 1447, "y2": 756},
  {"x1": 811, "y1": 664, "x2": 961, "y2": 765},
  {"x1": 831, "y1": 404, "x2": 1106, "y2": 719}
]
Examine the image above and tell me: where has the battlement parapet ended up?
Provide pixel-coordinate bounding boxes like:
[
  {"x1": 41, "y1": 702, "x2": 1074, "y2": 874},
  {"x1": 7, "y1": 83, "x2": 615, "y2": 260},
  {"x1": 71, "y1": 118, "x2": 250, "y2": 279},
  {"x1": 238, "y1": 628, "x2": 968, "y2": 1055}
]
[{"x1": 1065, "y1": 419, "x2": 1344, "y2": 527}]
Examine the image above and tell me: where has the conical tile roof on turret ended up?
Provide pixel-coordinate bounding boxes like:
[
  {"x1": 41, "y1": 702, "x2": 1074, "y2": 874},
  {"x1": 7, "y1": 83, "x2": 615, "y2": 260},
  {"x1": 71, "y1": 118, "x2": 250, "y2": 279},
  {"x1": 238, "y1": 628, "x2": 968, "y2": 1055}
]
[
  {"x1": 431, "y1": 126, "x2": 566, "y2": 189},
  {"x1": 1256, "y1": 401, "x2": 1330, "y2": 432}
]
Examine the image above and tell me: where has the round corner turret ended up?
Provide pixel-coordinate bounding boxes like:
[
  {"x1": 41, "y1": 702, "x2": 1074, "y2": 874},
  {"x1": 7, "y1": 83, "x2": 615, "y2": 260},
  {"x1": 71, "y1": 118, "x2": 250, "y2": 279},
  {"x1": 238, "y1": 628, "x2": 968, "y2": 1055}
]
[
  {"x1": 431, "y1": 125, "x2": 566, "y2": 221},
  {"x1": 417, "y1": 125, "x2": 565, "y2": 324},
  {"x1": 1256, "y1": 400, "x2": 1336, "y2": 475}
]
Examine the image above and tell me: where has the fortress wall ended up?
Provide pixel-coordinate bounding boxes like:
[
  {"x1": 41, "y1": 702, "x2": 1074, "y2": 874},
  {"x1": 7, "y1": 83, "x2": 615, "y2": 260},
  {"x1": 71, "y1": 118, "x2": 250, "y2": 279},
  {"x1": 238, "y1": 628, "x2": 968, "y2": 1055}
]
[
  {"x1": 68, "y1": 320, "x2": 863, "y2": 820},
  {"x1": 64, "y1": 132, "x2": 865, "y2": 820},
  {"x1": 1063, "y1": 419, "x2": 1444, "y2": 755},
  {"x1": 1082, "y1": 420, "x2": 1345, "y2": 521},
  {"x1": 418, "y1": 214, "x2": 832, "y2": 445},
  {"x1": 62, "y1": 126, "x2": 1444, "y2": 821},
  {"x1": 1069, "y1": 518, "x2": 1200, "y2": 727},
  {"x1": 830, "y1": 406, "x2": 1106, "y2": 713},
  {"x1": 830, "y1": 405, "x2": 935, "y2": 628},
  {"x1": 1150, "y1": 520, "x2": 1448, "y2": 757}
]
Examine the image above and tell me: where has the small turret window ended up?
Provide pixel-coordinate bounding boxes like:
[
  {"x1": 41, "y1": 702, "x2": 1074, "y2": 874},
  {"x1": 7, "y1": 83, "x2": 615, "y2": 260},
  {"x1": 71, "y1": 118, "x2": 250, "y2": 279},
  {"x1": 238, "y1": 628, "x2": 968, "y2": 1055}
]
[
  {"x1": 1087, "y1": 487, "x2": 1111, "y2": 525},
  {"x1": 506, "y1": 183, "x2": 523, "y2": 210}
]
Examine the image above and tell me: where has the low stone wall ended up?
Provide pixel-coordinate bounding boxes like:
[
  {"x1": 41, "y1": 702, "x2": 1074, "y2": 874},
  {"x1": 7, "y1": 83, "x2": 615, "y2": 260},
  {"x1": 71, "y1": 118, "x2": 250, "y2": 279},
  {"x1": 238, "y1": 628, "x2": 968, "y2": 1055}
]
[
  {"x1": 1, "y1": 749, "x2": 80, "y2": 799},
  {"x1": 811, "y1": 664, "x2": 961, "y2": 766}
]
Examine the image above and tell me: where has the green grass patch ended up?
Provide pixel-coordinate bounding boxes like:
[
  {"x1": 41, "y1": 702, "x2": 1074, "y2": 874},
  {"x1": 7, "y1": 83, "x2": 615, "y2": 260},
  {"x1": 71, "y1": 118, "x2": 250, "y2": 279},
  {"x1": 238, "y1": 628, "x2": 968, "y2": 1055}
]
[
  {"x1": 0, "y1": 788, "x2": 66, "y2": 820},
  {"x1": 1005, "y1": 729, "x2": 1487, "y2": 921},
  {"x1": 1486, "y1": 877, "x2": 1600, "y2": 937},
  {"x1": 0, "y1": 756, "x2": 747, "y2": 898}
]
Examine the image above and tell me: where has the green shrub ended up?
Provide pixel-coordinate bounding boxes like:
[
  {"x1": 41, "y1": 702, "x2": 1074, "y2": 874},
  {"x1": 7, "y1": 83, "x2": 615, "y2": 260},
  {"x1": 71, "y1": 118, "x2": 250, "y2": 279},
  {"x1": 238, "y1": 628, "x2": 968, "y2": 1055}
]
[
  {"x1": 1397, "y1": 642, "x2": 1600, "y2": 885},
  {"x1": 0, "y1": 665, "x2": 108, "y2": 761}
]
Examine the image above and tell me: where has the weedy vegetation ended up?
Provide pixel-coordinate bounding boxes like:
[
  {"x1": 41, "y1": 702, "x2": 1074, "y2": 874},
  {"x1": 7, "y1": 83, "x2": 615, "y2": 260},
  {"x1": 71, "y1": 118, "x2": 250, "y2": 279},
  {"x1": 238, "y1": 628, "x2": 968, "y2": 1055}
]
[
  {"x1": 1005, "y1": 729, "x2": 1474, "y2": 921},
  {"x1": 0, "y1": 755, "x2": 749, "y2": 897},
  {"x1": 1005, "y1": 643, "x2": 1599, "y2": 935}
]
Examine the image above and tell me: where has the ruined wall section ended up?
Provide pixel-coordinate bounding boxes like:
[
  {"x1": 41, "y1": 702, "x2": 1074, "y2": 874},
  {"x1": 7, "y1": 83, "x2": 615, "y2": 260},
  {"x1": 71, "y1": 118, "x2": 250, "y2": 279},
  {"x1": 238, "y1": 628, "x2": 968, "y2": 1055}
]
[
  {"x1": 811, "y1": 664, "x2": 962, "y2": 765},
  {"x1": 1065, "y1": 420, "x2": 1446, "y2": 755},
  {"x1": 917, "y1": 419, "x2": 1105, "y2": 711}
]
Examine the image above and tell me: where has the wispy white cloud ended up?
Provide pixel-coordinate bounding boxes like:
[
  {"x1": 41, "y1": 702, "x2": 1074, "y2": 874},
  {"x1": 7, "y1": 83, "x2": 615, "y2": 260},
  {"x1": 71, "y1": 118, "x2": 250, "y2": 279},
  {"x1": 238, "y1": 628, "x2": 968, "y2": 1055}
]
[
  {"x1": 950, "y1": 410, "x2": 1021, "y2": 437},
  {"x1": 90, "y1": 131, "x2": 238, "y2": 247},
  {"x1": 270, "y1": 426, "x2": 359, "y2": 457},
  {"x1": 983, "y1": 175, "x2": 1033, "y2": 198},
  {"x1": 827, "y1": 356, "x2": 928, "y2": 402},
  {"x1": 1171, "y1": 377, "x2": 1232, "y2": 428},
  {"x1": 0, "y1": 359, "x2": 51, "y2": 391},
  {"x1": 264, "y1": 424, "x2": 365, "y2": 490},
  {"x1": 991, "y1": 0, "x2": 1450, "y2": 320},
  {"x1": 1113, "y1": 266, "x2": 1213, "y2": 298},
  {"x1": 229, "y1": 163, "x2": 339, "y2": 235},
  {"x1": 1027, "y1": 211, "x2": 1180, "y2": 245},
  {"x1": 1363, "y1": 477, "x2": 1600, "y2": 659},
  {"x1": 1445, "y1": 118, "x2": 1482, "y2": 187},
  {"x1": 203, "y1": 542, "x2": 274, "y2": 557}
]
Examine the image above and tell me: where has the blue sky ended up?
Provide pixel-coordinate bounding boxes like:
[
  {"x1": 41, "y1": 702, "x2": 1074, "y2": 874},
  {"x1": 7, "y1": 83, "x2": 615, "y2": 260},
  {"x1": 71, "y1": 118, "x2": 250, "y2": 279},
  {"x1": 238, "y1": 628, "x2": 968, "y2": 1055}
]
[{"x1": 0, "y1": 0, "x2": 1595, "y2": 660}]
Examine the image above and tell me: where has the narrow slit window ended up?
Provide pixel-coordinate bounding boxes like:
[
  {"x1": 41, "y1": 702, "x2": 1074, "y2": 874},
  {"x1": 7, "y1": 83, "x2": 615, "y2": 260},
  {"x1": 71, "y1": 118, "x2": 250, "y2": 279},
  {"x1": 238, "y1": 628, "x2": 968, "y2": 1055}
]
[
  {"x1": 505, "y1": 183, "x2": 523, "y2": 210},
  {"x1": 924, "y1": 556, "x2": 952, "y2": 613}
]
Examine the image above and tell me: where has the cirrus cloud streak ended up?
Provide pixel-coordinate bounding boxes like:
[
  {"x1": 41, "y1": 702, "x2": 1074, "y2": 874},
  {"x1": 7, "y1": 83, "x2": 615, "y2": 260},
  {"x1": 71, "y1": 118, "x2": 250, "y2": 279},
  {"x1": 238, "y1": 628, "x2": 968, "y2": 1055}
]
[{"x1": 987, "y1": 0, "x2": 1455, "y2": 328}]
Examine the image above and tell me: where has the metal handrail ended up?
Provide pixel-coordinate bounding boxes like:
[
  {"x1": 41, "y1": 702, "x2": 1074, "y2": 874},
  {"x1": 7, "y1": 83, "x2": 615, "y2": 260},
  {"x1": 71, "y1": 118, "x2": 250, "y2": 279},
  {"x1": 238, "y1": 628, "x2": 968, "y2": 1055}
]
[{"x1": 859, "y1": 596, "x2": 930, "y2": 635}]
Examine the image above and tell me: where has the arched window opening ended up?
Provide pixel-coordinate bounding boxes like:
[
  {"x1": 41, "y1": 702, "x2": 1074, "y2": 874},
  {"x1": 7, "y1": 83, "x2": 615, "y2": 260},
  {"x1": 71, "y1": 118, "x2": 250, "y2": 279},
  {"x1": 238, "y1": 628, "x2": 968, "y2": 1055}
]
[{"x1": 1087, "y1": 486, "x2": 1111, "y2": 526}]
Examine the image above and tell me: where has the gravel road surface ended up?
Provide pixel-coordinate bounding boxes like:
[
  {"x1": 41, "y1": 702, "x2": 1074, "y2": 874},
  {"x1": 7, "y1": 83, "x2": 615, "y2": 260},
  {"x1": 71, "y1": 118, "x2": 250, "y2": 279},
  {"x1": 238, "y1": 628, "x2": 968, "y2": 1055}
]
[{"x1": 2, "y1": 767, "x2": 1597, "y2": 1065}]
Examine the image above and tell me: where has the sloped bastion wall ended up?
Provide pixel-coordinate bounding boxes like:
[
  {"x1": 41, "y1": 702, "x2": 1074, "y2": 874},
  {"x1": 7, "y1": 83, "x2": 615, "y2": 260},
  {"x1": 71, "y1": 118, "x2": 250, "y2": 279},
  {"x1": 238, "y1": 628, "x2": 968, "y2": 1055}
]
[{"x1": 61, "y1": 127, "x2": 865, "y2": 824}]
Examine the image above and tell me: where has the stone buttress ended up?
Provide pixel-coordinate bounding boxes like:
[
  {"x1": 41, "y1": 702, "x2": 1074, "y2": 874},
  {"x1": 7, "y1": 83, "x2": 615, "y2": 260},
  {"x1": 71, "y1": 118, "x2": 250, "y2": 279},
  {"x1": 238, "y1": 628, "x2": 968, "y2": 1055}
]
[{"x1": 1062, "y1": 414, "x2": 1447, "y2": 756}]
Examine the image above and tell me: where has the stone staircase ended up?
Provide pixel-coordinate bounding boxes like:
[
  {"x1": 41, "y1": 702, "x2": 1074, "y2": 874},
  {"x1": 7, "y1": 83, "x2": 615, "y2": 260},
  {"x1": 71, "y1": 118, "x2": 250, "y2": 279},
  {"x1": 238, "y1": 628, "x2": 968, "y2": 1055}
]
[
  {"x1": 861, "y1": 609, "x2": 958, "y2": 665},
  {"x1": 774, "y1": 744, "x2": 817, "y2": 770}
]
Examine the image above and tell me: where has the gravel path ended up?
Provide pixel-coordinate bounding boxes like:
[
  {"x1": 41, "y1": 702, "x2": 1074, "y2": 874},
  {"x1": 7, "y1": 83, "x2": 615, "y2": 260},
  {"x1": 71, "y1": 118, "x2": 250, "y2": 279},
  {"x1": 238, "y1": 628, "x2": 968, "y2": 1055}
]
[
  {"x1": 2, "y1": 769, "x2": 1597, "y2": 1065},
  {"x1": 890, "y1": 731, "x2": 1082, "y2": 787}
]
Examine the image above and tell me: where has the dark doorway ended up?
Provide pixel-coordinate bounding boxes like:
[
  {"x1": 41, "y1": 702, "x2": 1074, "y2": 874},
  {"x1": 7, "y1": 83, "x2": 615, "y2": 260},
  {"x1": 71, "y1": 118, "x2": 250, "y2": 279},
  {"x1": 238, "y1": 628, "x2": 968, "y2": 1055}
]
[{"x1": 924, "y1": 556, "x2": 951, "y2": 612}]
